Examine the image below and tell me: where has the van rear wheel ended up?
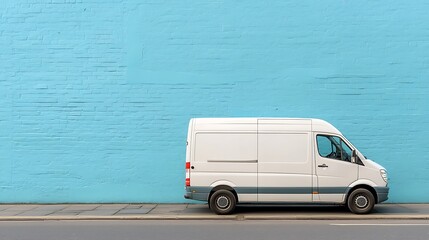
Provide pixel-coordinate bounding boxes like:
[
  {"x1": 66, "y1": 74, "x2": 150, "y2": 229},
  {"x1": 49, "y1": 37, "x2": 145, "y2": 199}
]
[
  {"x1": 347, "y1": 188, "x2": 375, "y2": 214},
  {"x1": 209, "y1": 190, "x2": 236, "y2": 215}
]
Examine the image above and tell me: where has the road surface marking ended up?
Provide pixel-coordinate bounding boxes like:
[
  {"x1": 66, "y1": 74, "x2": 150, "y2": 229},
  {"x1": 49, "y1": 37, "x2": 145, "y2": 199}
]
[{"x1": 331, "y1": 223, "x2": 429, "y2": 226}]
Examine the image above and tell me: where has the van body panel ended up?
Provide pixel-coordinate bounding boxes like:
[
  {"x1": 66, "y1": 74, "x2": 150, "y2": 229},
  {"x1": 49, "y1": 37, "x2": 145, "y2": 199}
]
[
  {"x1": 190, "y1": 119, "x2": 258, "y2": 202},
  {"x1": 348, "y1": 179, "x2": 379, "y2": 188},
  {"x1": 359, "y1": 160, "x2": 387, "y2": 187},
  {"x1": 209, "y1": 180, "x2": 238, "y2": 188},
  {"x1": 193, "y1": 118, "x2": 257, "y2": 132},
  {"x1": 258, "y1": 118, "x2": 312, "y2": 132},
  {"x1": 185, "y1": 118, "x2": 389, "y2": 208},
  {"x1": 311, "y1": 119, "x2": 341, "y2": 135},
  {"x1": 314, "y1": 159, "x2": 358, "y2": 202},
  {"x1": 195, "y1": 133, "x2": 257, "y2": 164},
  {"x1": 256, "y1": 194, "x2": 312, "y2": 202},
  {"x1": 237, "y1": 194, "x2": 258, "y2": 202},
  {"x1": 257, "y1": 120, "x2": 313, "y2": 202},
  {"x1": 191, "y1": 172, "x2": 257, "y2": 190}
]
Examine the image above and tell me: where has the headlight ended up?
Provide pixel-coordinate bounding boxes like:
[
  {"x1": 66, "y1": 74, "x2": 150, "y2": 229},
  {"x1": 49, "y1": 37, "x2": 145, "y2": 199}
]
[{"x1": 380, "y1": 169, "x2": 388, "y2": 183}]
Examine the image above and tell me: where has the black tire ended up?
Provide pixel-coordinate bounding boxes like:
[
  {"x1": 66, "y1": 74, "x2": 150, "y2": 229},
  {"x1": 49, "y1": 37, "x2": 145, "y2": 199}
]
[
  {"x1": 347, "y1": 188, "x2": 375, "y2": 214},
  {"x1": 209, "y1": 190, "x2": 236, "y2": 215}
]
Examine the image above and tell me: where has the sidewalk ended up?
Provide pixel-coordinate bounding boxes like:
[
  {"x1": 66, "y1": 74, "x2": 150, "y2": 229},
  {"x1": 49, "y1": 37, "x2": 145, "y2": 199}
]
[{"x1": 0, "y1": 203, "x2": 428, "y2": 221}]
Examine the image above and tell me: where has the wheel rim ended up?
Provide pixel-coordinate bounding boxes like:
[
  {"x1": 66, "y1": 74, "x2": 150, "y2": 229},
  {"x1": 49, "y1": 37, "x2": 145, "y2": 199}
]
[
  {"x1": 355, "y1": 195, "x2": 368, "y2": 208},
  {"x1": 216, "y1": 196, "x2": 230, "y2": 209}
]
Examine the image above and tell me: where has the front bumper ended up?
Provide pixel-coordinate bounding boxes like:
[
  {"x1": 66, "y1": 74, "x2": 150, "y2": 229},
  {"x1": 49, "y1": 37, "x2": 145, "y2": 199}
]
[{"x1": 375, "y1": 186, "x2": 389, "y2": 203}]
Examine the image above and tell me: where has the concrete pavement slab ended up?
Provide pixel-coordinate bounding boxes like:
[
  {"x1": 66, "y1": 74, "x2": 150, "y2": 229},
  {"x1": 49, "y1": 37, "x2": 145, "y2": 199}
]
[
  {"x1": 140, "y1": 204, "x2": 157, "y2": 209},
  {"x1": 0, "y1": 211, "x2": 25, "y2": 216},
  {"x1": 182, "y1": 206, "x2": 211, "y2": 214},
  {"x1": 149, "y1": 204, "x2": 187, "y2": 214},
  {"x1": 47, "y1": 211, "x2": 80, "y2": 216},
  {"x1": 397, "y1": 204, "x2": 429, "y2": 214},
  {"x1": 155, "y1": 204, "x2": 187, "y2": 208},
  {"x1": 16, "y1": 211, "x2": 53, "y2": 216},
  {"x1": 78, "y1": 210, "x2": 120, "y2": 216},
  {"x1": 62, "y1": 205, "x2": 100, "y2": 211},
  {"x1": 115, "y1": 208, "x2": 153, "y2": 215},
  {"x1": 94, "y1": 204, "x2": 127, "y2": 210},
  {"x1": 32, "y1": 205, "x2": 68, "y2": 211},
  {"x1": 124, "y1": 204, "x2": 143, "y2": 209},
  {"x1": 3, "y1": 205, "x2": 38, "y2": 211},
  {"x1": 185, "y1": 204, "x2": 206, "y2": 209},
  {"x1": 373, "y1": 204, "x2": 418, "y2": 214},
  {"x1": 0, "y1": 205, "x2": 14, "y2": 211}
]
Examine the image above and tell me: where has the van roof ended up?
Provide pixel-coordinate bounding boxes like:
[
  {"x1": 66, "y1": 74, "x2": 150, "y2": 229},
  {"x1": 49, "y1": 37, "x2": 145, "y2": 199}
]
[{"x1": 190, "y1": 118, "x2": 341, "y2": 135}]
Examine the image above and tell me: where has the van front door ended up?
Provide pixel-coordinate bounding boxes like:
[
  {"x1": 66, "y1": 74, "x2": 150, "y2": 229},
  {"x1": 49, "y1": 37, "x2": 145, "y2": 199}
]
[{"x1": 314, "y1": 134, "x2": 358, "y2": 203}]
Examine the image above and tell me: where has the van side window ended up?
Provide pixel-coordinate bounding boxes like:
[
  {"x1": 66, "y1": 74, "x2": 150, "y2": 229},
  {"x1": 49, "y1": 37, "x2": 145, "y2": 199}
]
[{"x1": 316, "y1": 135, "x2": 353, "y2": 162}]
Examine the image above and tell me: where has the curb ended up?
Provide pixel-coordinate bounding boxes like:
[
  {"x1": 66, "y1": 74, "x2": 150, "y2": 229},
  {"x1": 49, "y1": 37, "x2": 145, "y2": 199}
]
[{"x1": 0, "y1": 215, "x2": 428, "y2": 221}]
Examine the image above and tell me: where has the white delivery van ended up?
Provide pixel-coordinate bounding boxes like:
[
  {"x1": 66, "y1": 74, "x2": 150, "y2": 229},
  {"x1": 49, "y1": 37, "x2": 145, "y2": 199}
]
[{"x1": 184, "y1": 118, "x2": 389, "y2": 215}]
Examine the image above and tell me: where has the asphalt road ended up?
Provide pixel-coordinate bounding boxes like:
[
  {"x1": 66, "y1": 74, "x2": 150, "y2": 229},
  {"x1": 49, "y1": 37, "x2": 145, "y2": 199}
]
[{"x1": 0, "y1": 220, "x2": 428, "y2": 240}]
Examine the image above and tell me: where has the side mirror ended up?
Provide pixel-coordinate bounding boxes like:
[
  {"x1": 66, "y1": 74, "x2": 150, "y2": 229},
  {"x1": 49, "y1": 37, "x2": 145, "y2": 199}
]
[{"x1": 351, "y1": 150, "x2": 357, "y2": 163}]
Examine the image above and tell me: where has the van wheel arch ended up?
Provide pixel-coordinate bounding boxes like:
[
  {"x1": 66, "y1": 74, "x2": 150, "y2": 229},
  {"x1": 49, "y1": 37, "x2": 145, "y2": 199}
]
[
  {"x1": 346, "y1": 185, "x2": 378, "y2": 204},
  {"x1": 208, "y1": 185, "x2": 238, "y2": 204}
]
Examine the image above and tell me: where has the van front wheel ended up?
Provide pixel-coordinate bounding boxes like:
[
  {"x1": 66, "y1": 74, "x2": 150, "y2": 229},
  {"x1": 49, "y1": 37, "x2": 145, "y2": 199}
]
[
  {"x1": 209, "y1": 190, "x2": 236, "y2": 215},
  {"x1": 347, "y1": 188, "x2": 375, "y2": 214}
]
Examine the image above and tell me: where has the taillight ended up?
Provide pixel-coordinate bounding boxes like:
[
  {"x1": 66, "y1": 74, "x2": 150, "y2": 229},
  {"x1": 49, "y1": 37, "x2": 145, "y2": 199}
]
[{"x1": 185, "y1": 162, "x2": 190, "y2": 186}]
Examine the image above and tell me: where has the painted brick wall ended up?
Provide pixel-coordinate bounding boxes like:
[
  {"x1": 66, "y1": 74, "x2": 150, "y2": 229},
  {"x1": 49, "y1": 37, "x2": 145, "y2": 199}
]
[{"x1": 1, "y1": 0, "x2": 428, "y2": 203}]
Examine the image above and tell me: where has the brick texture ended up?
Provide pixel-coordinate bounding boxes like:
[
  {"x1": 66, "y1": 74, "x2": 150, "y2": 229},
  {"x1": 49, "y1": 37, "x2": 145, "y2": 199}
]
[{"x1": 0, "y1": 1, "x2": 428, "y2": 202}]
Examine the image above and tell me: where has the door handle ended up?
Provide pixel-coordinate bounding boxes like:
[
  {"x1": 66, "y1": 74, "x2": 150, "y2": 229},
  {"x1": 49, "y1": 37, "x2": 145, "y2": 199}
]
[{"x1": 318, "y1": 164, "x2": 328, "y2": 168}]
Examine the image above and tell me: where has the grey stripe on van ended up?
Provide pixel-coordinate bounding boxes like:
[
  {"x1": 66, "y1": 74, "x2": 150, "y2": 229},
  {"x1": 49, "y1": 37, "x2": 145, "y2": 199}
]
[
  {"x1": 236, "y1": 187, "x2": 309, "y2": 194},
  {"x1": 235, "y1": 187, "x2": 349, "y2": 194},
  {"x1": 318, "y1": 187, "x2": 349, "y2": 194},
  {"x1": 187, "y1": 187, "x2": 350, "y2": 195}
]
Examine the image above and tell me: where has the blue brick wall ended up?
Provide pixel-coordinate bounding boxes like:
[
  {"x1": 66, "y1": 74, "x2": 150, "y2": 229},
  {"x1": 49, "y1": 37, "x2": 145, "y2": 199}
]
[{"x1": 1, "y1": 0, "x2": 428, "y2": 203}]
